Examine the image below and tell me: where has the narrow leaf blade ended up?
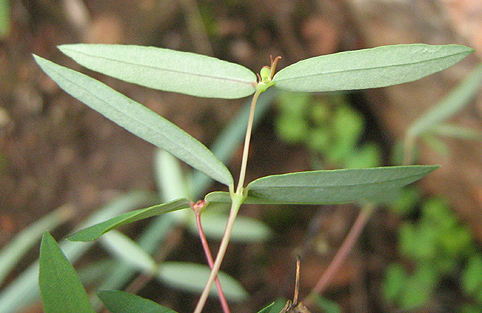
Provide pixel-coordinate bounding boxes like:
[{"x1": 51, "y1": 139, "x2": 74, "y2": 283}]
[
  {"x1": 273, "y1": 44, "x2": 474, "y2": 92},
  {"x1": 158, "y1": 262, "x2": 248, "y2": 301},
  {"x1": 33, "y1": 55, "x2": 233, "y2": 186},
  {"x1": 97, "y1": 290, "x2": 178, "y2": 313},
  {"x1": 59, "y1": 44, "x2": 257, "y2": 99},
  {"x1": 68, "y1": 198, "x2": 191, "y2": 242},
  {"x1": 100, "y1": 231, "x2": 157, "y2": 273},
  {"x1": 39, "y1": 232, "x2": 96, "y2": 313},
  {"x1": 245, "y1": 165, "x2": 438, "y2": 204}
]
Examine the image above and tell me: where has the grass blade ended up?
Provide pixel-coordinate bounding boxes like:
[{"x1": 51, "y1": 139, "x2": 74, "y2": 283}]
[
  {"x1": 97, "y1": 290, "x2": 178, "y2": 313},
  {"x1": 244, "y1": 165, "x2": 438, "y2": 204},
  {"x1": 58, "y1": 44, "x2": 257, "y2": 99},
  {"x1": 68, "y1": 198, "x2": 191, "y2": 242},
  {"x1": 39, "y1": 232, "x2": 95, "y2": 313},
  {"x1": 34, "y1": 55, "x2": 233, "y2": 186},
  {"x1": 273, "y1": 44, "x2": 474, "y2": 92}
]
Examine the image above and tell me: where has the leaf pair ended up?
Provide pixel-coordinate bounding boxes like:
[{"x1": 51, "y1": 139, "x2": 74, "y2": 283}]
[{"x1": 57, "y1": 44, "x2": 473, "y2": 97}]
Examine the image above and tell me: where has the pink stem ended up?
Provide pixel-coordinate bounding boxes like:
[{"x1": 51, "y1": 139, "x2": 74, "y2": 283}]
[{"x1": 194, "y1": 206, "x2": 231, "y2": 313}]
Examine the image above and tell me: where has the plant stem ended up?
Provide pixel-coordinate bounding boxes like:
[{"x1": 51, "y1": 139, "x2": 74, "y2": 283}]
[
  {"x1": 195, "y1": 211, "x2": 230, "y2": 313},
  {"x1": 193, "y1": 198, "x2": 242, "y2": 313},
  {"x1": 304, "y1": 202, "x2": 375, "y2": 306},
  {"x1": 195, "y1": 88, "x2": 262, "y2": 312},
  {"x1": 236, "y1": 89, "x2": 262, "y2": 194}
]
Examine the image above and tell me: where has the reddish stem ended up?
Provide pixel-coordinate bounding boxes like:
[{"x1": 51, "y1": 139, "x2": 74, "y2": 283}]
[
  {"x1": 192, "y1": 201, "x2": 231, "y2": 313},
  {"x1": 304, "y1": 203, "x2": 375, "y2": 306}
]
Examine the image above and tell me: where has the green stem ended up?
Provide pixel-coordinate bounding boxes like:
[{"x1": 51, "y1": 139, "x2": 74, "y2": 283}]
[
  {"x1": 194, "y1": 88, "x2": 263, "y2": 313},
  {"x1": 236, "y1": 89, "x2": 262, "y2": 194}
]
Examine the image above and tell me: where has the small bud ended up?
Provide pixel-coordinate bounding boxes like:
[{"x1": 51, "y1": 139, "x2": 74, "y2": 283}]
[{"x1": 260, "y1": 66, "x2": 271, "y2": 83}]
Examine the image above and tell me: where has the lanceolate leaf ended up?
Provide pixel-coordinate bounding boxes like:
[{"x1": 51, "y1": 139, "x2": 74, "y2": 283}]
[
  {"x1": 34, "y1": 55, "x2": 233, "y2": 186},
  {"x1": 39, "y1": 232, "x2": 95, "y2": 313},
  {"x1": 240, "y1": 166, "x2": 438, "y2": 205},
  {"x1": 273, "y1": 44, "x2": 474, "y2": 92},
  {"x1": 58, "y1": 44, "x2": 257, "y2": 99},
  {"x1": 68, "y1": 199, "x2": 191, "y2": 242},
  {"x1": 98, "y1": 290, "x2": 178, "y2": 313}
]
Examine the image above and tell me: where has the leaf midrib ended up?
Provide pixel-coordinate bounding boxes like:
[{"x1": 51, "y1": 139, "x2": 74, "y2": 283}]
[
  {"x1": 249, "y1": 172, "x2": 429, "y2": 189},
  {"x1": 49, "y1": 61, "x2": 230, "y2": 185},
  {"x1": 274, "y1": 53, "x2": 464, "y2": 82},
  {"x1": 64, "y1": 48, "x2": 257, "y2": 86}
]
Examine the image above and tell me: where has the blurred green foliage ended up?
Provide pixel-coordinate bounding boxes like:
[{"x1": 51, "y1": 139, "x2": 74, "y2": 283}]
[
  {"x1": 0, "y1": 0, "x2": 10, "y2": 39},
  {"x1": 383, "y1": 195, "x2": 482, "y2": 311},
  {"x1": 275, "y1": 91, "x2": 381, "y2": 169}
]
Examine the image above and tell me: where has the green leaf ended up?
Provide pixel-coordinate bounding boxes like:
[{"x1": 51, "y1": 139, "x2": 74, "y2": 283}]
[
  {"x1": 58, "y1": 44, "x2": 257, "y2": 99},
  {"x1": 33, "y1": 55, "x2": 233, "y2": 186},
  {"x1": 243, "y1": 165, "x2": 438, "y2": 205},
  {"x1": 273, "y1": 44, "x2": 474, "y2": 92},
  {"x1": 39, "y1": 232, "x2": 95, "y2": 313},
  {"x1": 205, "y1": 191, "x2": 286, "y2": 205},
  {"x1": 157, "y1": 262, "x2": 248, "y2": 301},
  {"x1": 408, "y1": 62, "x2": 482, "y2": 137},
  {"x1": 97, "y1": 290, "x2": 178, "y2": 313},
  {"x1": 100, "y1": 231, "x2": 157, "y2": 273},
  {"x1": 0, "y1": 191, "x2": 155, "y2": 313},
  {"x1": 68, "y1": 198, "x2": 191, "y2": 242}
]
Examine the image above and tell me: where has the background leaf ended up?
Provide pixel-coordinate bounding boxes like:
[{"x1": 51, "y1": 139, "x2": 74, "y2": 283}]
[
  {"x1": 34, "y1": 55, "x2": 233, "y2": 186},
  {"x1": 68, "y1": 198, "x2": 191, "y2": 242},
  {"x1": 157, "y1": 262, "x2": 248, "y2": 301},
  {"x1": 0, "y1": 191, "x2": 157, "y2": 313},
  {"x1": 39, "y1": 233, "x2": 95, "y2": 313},
  {"x1": 273, "y1": 44, "x2": 474, "y2": 92},
  {"x1": 0, "y1": 205, "x2": 74, "y2": 286},
  {"x1": 98, "y1": 290, "x2": 178, "y2": 313},
  {"x1": 59, "y1": 44, "x2": 257, "y2": 99},
  {"x1": 100, "y1": 231, "x2": 157, "y2": 273},
  {"x1": 408, "y1": 63, "x2": 482, "y2": 138},
  {"x1": 244, "y1": 165, "x2": 438, "y2": 204},
  {"x1": 187, "y1": 212, "x2": 272, "y2": 242}
]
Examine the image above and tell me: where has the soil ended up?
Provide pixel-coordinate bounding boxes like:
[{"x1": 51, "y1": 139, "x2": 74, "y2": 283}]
[{"x1": 0, "y1": 0, "x2": 480, "y2": 313}]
